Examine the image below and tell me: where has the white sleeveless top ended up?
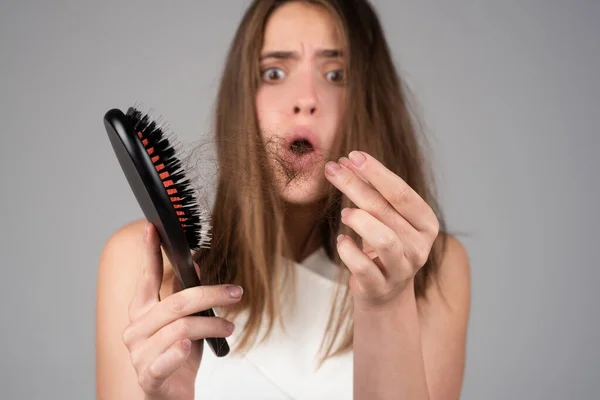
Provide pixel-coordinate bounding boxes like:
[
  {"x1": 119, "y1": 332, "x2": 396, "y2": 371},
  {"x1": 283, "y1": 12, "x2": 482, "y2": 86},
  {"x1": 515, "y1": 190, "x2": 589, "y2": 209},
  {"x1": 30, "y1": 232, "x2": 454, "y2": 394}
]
[{"x1": 194, "y1": 246, "x2": 354, "y2": 399}]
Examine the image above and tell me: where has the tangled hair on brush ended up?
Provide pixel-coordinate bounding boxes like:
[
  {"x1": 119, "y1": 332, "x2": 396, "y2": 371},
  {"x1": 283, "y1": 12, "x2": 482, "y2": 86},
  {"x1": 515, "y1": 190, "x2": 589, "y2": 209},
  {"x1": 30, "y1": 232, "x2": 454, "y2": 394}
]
[{"x1": 178, "y1": 0, "x2": 450, "y2": 368}]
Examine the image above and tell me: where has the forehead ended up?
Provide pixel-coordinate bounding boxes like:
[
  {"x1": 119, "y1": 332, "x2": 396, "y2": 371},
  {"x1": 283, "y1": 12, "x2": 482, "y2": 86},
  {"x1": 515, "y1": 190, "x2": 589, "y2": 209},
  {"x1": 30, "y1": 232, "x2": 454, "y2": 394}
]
[{"x1": 262, "y1": 2, "x2": 341, "y2": 51}]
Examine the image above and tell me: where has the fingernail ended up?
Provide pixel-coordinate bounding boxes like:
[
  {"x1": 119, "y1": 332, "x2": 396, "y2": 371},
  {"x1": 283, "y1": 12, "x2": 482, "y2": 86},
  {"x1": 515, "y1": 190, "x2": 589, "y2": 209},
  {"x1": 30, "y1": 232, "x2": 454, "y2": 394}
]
[
  {"x1": 325, "y1": 161, "x2": 341, "y2": 175},
  {"x1": 226, "y1": 321, "x2": 235, "y2": 333},
  {"x1": 181, "y1": 338, "x2": 192, "y2": 351},
  {"x1": 337, "y1": 234, "x2": 344, "y2": 243},
  {"x1": 227, "y1": 285, "x2": 243, "y2": 298},
  {"x1": 349, "y1": 151, "x2": 366, "y2": 167},
  {"x1": 341, "y1": 208, "x2": 350, "y2": 218},
  {"x1": 338, "y1": 156, "x2": 351, "y2": 167}
]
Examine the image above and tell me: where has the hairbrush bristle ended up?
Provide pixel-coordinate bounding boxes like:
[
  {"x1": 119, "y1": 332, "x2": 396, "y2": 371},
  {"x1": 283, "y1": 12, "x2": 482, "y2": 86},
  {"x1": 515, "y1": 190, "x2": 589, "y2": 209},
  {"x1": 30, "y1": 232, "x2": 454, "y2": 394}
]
[{"x1": 126, "y1": 104, "x2": 212, "y2": 250}]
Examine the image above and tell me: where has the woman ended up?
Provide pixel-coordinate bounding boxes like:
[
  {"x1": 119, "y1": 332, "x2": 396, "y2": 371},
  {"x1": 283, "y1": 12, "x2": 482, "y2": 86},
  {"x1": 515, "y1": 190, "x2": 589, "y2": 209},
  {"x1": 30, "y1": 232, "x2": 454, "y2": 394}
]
[{"x1": 96, "y1": 1, "x2": 471, "y2": 399}]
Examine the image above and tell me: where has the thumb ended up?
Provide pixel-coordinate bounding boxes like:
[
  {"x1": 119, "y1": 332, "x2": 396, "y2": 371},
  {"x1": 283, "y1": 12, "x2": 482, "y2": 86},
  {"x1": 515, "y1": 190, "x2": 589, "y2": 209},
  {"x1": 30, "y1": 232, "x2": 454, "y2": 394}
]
[
  {"x1": 193, "y1": 261, "x2": 202, "y2": 282},
  {"x1": 171, "y1": 261, "x2": 202, "y2": 294},
  {"x1": 171, "y1": 274, "x2": 183, "y2": 294}
]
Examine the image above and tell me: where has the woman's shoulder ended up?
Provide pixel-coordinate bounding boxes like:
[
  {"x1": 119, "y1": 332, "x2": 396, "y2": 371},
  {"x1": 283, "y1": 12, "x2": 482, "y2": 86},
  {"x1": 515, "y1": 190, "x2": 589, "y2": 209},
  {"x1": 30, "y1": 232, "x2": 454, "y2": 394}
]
[
  {"x1": 98, "y1": 218, "x2": 175, "y2": 297},
  {"x1": 419, "y1": 233, "x2": 471, "y2": 313},
  {"x1": 434, "y1": 233, "x2": 470, "y2": 273}
]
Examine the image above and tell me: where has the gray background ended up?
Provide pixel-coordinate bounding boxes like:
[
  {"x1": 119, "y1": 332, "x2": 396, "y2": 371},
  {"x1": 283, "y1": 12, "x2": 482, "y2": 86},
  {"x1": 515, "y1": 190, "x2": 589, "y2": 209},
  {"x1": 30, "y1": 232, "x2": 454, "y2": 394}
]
[{"x1": 1, "y1": 0, "x2": 598, "y2": 399}]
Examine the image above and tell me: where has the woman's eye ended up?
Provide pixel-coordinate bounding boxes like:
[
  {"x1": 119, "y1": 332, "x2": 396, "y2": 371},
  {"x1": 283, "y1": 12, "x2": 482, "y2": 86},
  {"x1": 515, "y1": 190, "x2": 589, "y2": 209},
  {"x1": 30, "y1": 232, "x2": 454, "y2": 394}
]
[
  {"x1": 262, "y1": 67, "x2": 285, "y2": 82},
  {"x1": 326, "y1": 69, "x2": 344, "y2": 83}
]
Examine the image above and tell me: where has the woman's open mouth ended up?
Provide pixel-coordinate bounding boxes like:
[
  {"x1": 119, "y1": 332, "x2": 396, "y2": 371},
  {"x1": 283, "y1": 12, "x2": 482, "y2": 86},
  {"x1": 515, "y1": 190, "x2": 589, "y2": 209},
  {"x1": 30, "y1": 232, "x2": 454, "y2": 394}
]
[
  {"x1": 285, "y1": 137, "x2": 319, "y2": 170},
  {"x1": 289, "y1": 138, "x2": 314, "y2": 155}
]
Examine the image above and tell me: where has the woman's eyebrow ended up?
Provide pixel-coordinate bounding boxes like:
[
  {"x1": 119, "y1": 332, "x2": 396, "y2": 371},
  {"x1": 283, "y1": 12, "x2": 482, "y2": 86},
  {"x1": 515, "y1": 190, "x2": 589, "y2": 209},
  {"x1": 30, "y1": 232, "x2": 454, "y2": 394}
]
[{"x1": 259, "y1": 48, "x2": 343, "y2": 61}]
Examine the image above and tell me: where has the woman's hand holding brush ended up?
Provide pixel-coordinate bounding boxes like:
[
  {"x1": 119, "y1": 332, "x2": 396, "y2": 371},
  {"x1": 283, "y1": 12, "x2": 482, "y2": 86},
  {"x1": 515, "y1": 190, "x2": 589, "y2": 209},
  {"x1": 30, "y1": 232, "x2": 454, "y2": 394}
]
[{"x1": 121, "y1": 222, "x2": 243, "y2": 400}]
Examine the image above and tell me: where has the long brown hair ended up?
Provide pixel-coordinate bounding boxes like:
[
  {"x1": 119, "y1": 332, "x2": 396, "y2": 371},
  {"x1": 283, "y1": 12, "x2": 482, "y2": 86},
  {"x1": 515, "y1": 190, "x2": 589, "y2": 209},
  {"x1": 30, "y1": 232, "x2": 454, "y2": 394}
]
[{"x1": 191, "y1": 0, "x2": 448, "y2": 365}]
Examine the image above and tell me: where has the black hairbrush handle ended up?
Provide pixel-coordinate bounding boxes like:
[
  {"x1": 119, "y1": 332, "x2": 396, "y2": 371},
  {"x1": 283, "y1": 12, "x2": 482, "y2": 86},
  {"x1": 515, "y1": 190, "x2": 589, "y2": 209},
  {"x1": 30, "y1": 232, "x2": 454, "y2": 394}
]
[
  {"x1": 193, "y1": 308, "x2": 230, "y2": 357},
  {"x1": 175, "y1": 263, "x2": 231, "y2": 357},
  {"x1": 172, "y1": 259, "x2": 231, "y2": 357}
]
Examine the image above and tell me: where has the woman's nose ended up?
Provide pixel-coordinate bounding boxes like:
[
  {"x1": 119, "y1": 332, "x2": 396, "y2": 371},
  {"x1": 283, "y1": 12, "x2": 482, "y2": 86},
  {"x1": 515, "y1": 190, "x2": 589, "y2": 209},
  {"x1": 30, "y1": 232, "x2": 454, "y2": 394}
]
[
  {"x1": 293, "y1": 76, "x2": 318, "y2": 116},
  {"x1": 294, "y1": 102, "x2": 316, "y2": 115}
]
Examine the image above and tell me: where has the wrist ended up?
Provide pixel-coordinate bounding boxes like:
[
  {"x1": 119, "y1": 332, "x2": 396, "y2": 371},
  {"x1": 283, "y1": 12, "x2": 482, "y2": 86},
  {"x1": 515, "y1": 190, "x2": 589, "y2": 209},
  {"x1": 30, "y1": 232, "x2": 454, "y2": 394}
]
[{"x1": 354, "y1": 279, "x2": 416, "y2": 316}]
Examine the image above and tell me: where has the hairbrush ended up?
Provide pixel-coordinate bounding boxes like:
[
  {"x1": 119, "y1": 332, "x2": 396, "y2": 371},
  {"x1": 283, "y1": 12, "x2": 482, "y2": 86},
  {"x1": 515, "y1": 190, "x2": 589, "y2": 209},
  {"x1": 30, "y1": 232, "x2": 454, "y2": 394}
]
[{"x1": 102, "y1": 104, "x2": 230, "y2": 357}]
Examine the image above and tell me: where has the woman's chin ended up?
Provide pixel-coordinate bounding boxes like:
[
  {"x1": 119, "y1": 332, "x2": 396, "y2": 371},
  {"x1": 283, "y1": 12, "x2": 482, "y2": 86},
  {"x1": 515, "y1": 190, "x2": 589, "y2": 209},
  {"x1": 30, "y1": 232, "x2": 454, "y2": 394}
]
[{"x1": 278, "y1": 180, "x2": 327, "y2": 205}]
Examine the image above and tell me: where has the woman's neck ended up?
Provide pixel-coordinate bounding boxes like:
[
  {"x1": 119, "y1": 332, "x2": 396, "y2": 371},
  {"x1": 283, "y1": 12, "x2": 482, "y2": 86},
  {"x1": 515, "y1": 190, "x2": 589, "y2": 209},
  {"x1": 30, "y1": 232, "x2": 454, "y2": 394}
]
[{"x1": 283, "y1": 201, "x2": 322, "y2": 263}]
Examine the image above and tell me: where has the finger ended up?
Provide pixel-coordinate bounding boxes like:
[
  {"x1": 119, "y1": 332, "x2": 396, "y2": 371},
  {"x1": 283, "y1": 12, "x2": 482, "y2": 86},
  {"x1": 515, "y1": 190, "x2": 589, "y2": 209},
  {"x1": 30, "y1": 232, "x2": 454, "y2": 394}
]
[
  {"x1": 339, "y1": 151, "x2": 438, "y2": 233},
  {"x1": 336, "y1": 234, "x2": 386, "y2": 294},
  {"x1": 124, "y1": 284, "x2": 242, "y2": 344},
  {"x1": 134, "y1": 315, "x2": 234, "y2": 367},
  {"x1": 129, "y1": 221, "x2": 164, "y2": 322},
  {"x1": 361, "y1": 238, "x2": 377, "y2": 259},
  {"x1": 341, "y1": 207, "x2": 418, "y2": 276},
  {"x1": 142, "y1": 338, "x2": 192, "y2": 392},
  {"x1": 330, "y1": 159, "x2": 418, "y2": 242}
]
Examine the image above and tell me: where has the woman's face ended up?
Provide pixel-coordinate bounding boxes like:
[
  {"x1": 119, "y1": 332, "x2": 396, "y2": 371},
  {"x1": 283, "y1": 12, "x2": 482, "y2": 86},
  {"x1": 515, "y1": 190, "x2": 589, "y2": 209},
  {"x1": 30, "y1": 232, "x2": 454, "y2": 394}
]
[{"x1": 256, "y1": 2, "x2": 345, "y2": 205}]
